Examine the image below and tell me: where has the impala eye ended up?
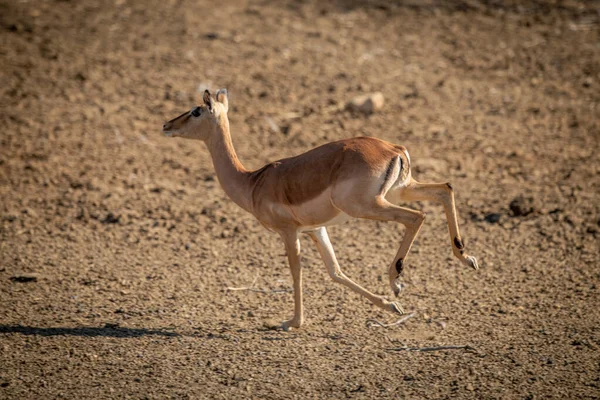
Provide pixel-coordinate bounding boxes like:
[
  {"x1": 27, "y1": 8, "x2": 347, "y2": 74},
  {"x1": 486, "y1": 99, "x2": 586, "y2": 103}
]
[{"x1": 191, "y1": 107, "x2": 201, "y2": 117}]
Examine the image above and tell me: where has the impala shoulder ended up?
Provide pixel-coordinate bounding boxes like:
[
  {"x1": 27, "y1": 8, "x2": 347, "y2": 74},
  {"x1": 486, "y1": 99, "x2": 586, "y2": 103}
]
[{"x1": 250, "y1": 161, "x2": 281, "y2": 177}]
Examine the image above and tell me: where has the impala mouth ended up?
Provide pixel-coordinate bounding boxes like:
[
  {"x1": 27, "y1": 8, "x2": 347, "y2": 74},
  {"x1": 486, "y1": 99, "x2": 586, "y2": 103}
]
[{"x1": 163, "y1": 130, "x2": 175, "y2": 137}]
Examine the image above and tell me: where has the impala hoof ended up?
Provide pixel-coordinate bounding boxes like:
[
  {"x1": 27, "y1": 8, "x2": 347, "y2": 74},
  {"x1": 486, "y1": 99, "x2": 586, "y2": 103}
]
[
  {"x1": 390, "y1": 301, "x2": 405, "y2": 315},
  {"x1": 391, "y1": 280, "x2": 404, "y2": 298},
  {"x1": 465, "y1": 255, "x2": 479, "y2": 270},
  {"x1": 281, "y1": 318, "x2": 303, "y2": 331}
]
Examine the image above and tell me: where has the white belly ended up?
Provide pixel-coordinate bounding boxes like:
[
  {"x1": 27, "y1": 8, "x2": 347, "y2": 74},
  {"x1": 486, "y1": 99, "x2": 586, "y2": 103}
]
[
  {"x1": 298, "y1": 211, "x2": 352, "y2": 232},
  {"x1": 284, "y1": 188, "x2": 352, "y2": 232}
]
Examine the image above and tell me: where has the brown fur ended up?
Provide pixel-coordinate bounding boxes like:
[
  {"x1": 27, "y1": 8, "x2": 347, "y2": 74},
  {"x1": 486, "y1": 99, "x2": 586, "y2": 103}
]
[{"x1": 249, "y1": 137, "x2": 402, "y2": 207}]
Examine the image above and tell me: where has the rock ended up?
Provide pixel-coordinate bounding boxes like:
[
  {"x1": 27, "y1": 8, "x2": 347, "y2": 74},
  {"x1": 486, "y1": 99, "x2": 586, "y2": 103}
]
[
  {"x1": 484, "y1": 213, "x2": 502, "y2": 224},
  {"x1": 346, "y1": 92, "x2": 385, "y2": 115},
  {"x1": 10, "y1": 274, "x2": 38, "y2": 283},
  {"x1": 264, "y1": 116, "x2": 280, "y2": 134},
  {"x1": 3, "y1": 214, "x2": 18, "y2": 222},
  {"x1": 102, "y1": 213, "x2": 120, "y2": 224},
  {"x1": 263, "y1": 319, "x2": 281, "y2": 330},
  {"x1": 281, "y1": 122, "x2": 301, "y2": 137},
  {"x1": 428, "y1": 125, "x2": 447, "y2": 136},
  {"x1": 509, "y1": 195, "x2": 536, "y2": 217}
]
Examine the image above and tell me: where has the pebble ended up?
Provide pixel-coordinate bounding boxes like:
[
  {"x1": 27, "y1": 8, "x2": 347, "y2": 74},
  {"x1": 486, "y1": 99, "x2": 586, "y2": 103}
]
[
  {"x1": 9, "y1": 274, "x2": 38, "y2": 283},
  {"x1": 509, "y1": 195, "x2": 536, "y2": 217},
  {"x1": 346, "y1": 92, "x2": 385, "y2": 115},
  {"x1": 484, "y1": 213, "x2": 502, "y2": 223}
]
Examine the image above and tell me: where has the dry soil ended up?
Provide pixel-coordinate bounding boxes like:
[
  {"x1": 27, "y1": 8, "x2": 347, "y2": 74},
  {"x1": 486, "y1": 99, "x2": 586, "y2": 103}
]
[{"x1": 1, "y1": 0, "x2": 599, "y2": 399}]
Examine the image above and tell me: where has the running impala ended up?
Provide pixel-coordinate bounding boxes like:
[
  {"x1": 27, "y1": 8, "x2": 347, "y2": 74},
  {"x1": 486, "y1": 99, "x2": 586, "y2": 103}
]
[{"x1": 162, "y1": 89, "x2": 478, "y2": 330}]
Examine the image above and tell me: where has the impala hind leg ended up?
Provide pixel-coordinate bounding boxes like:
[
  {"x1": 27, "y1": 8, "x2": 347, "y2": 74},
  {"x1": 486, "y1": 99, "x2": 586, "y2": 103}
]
[
  {"x1": 308, "y1": 227, "x2": 405, "y2": 315},
  {"x1": 336, "y1": 197, "x2": 426, "y2": 299},
  {"x1": 280, "y1": 232, "x2": 304, "y2": 330},
  {"x1": 397, "y1": 180, "x2": 479, "y2": 270}
]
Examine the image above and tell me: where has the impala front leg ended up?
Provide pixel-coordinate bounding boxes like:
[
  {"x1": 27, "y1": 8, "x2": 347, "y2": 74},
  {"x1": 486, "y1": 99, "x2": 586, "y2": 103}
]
[
  {"x1": 280, "y1": 232, "x2": 304, "y2": 331},
  {"x1": 308, "y1": 227, "x2": 405, "y2": 315}
]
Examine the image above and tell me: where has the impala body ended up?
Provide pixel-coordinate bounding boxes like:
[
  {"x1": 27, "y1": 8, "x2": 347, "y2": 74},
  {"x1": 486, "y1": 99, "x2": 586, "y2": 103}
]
[
  {"x1": 249, "y1": 137, "x2": 410, "y2": 231},
  {"x1": 163, "y1": 89, "x2": 478, "y2": 330}
]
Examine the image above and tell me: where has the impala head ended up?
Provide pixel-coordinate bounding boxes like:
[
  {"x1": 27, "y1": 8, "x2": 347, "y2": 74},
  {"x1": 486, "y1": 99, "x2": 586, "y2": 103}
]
[{"x1": 162, "y1": 89, "x2": 229, "y2": 141}]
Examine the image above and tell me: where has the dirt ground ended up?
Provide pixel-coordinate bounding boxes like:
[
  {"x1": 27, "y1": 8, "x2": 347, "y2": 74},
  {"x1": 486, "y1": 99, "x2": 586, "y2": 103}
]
[{"x1": 1, "y1": 0, "x2": 599, "y2": 398}]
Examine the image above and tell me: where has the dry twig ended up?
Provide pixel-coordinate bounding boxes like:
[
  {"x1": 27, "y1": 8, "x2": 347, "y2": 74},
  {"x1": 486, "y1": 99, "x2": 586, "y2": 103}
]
[
  {"x1": 226, "y1": 274, "x2": 291, "y2": 294},
  {"x1": 366, "y1": 312, "x2": 417, "y2": 328},
  {"x1": 387, "y1": 345, "x2": 475, "y2": 353},
  {"x1": 245, "y1": 288, "x2": 291, "y2": 294},
  {"x1": 226, "y1": 273, "x2": 259, "y2": 291}
]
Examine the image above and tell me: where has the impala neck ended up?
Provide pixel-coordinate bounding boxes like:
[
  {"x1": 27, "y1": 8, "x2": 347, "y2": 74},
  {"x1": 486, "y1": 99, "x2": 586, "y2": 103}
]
[{"x1": 206, "y1": 117, "x2": 253, "y2": 213}]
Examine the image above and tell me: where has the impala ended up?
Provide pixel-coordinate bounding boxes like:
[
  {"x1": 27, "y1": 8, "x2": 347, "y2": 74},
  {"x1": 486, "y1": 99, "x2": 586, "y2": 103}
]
[{"x1": 162, "y1": 89, "x2": 478, "y2": 330}]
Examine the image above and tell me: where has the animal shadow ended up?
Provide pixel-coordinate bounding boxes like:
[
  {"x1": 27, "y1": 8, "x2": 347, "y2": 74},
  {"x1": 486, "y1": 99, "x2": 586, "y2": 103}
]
[{"x1": 0, "y1": 324, "x2": 180, "y2": 338}]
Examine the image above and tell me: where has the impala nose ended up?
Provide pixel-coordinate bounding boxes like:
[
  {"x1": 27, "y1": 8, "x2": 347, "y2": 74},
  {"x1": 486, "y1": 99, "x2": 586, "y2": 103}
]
[
  {"x1": 163, "y1": 122, "x2": 173, "y2": 132},
  {"x1": 162, "y1": 122, "x2": 173, "y2": 136}
]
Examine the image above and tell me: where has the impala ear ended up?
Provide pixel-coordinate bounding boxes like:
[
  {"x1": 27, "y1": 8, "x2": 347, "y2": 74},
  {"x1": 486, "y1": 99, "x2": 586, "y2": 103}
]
[
  {"x1": 216, "y1": 88, "x2": 229, "y2": 113},
  {"x1": 203, "y1": 90, "x2": 215, "y2": 113}
]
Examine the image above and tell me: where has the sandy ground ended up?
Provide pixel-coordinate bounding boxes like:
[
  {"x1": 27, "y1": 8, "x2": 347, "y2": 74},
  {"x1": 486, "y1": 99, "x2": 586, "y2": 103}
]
[{"x1": 1, "y1": 0, "x2": 599, "y2": 398}]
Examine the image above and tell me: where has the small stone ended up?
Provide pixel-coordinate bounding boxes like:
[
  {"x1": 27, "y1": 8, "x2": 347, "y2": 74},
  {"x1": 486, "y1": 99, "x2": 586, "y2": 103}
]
[
  {"x1": 264, "y1": 117, "x2": 280, "y2": 134},
  {"x1": 346, "y1": 92, "x2": 385, "y2": 115},
  {"x1": 102, "y1": 213, "x2": 120, "y2": 224},
  {"x1": 10, "y1": 275, "x2": 38, "y2": 283},
  {"x1": 509, "y1": 195, "x2": 536, "y2": 217},
  {"x1": 466, "y1": 383, "x2": 474, "y2": 391},
  {"x1": 428, "y1": 125, "x2": 447, "y2": 136},
  {"x1": 3, "y1": 214, "x2": 18, "y2": 222},
  {"x1": 582, "y1": 78, "x2": 592, "y2": 88},
  {"x1": 263, "y1": 319, "x2": 280, "y2": 330},
  {"x1": 281, "y1": 122, "x2": 301, "y2": 137},
  {"x1": 484, "y1": 213, "x2": 502, "y2": 223}
]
